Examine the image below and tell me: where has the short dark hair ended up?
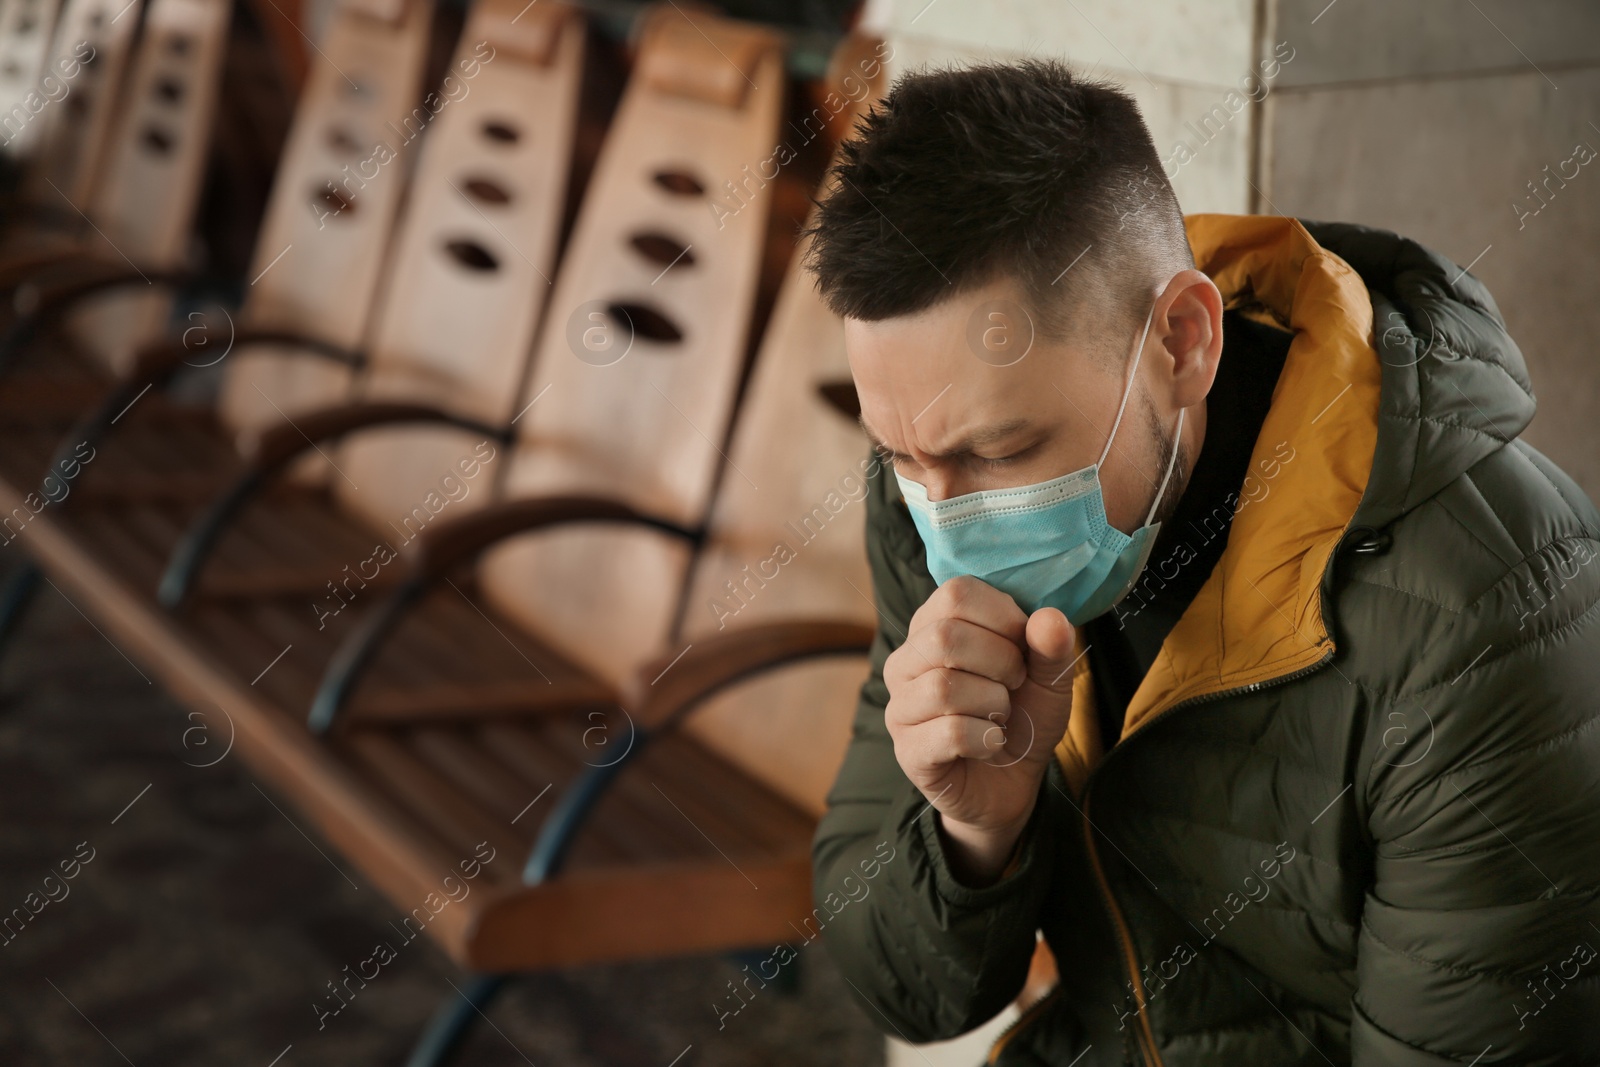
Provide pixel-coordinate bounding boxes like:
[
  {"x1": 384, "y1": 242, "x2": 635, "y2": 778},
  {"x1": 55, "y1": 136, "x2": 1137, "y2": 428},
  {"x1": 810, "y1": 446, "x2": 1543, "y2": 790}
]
[{"x1": 804, "y1": 59, "x2": 1194, "y2": 358}]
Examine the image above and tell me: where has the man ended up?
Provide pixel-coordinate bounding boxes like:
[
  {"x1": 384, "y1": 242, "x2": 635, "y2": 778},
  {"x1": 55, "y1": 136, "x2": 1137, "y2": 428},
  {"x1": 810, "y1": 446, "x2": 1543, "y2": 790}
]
[{"x1": 806, "y1": 59, "x2": 1600, "y2": 1065}]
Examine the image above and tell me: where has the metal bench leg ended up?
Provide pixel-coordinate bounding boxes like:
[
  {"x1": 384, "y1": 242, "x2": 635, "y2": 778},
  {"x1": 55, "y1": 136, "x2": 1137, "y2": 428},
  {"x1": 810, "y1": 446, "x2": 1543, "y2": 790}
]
[
  {"x1": 405, "y1": 974, "x2": 509, "y2": 1067},
  {"x1": 728, "y1": 946, "x2": 802, "y2": 997},
  {"x1": 0, "y1": 562, "x2": 40, "y2": 662}
]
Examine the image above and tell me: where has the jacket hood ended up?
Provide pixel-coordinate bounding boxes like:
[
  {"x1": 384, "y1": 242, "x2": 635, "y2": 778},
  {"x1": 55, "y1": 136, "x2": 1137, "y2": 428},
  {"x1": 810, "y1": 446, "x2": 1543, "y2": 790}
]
[
  {"x1": 1054, "y1": 214, "x2": 1538, "y2": 786},
  {"x1": 1295, "y1": 219, "x2": 1536, "y2": 530}
]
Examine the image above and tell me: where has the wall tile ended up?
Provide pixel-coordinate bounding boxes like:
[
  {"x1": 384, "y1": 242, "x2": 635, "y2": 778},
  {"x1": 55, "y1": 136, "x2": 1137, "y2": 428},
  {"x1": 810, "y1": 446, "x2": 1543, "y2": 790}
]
[
  {"x1": 1275, "y1": 0, "x2": 1600, "y2": 86},
  {"x1": 1267, "y1": 67, "x2": 1600, "y2": 496}
]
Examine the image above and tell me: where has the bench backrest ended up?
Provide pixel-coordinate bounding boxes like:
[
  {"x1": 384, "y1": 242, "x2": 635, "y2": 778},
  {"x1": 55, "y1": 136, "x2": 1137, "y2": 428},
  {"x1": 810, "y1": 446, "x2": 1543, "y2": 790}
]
[
  {"x1": 64, "y1": 0, "x2": 230, "y2": 374},
  {"x1": 214, "y1": 0, "x2": 433, "y2": 438},
  {"x1": 476, "y1": 6, "x2": 785, "y2": 690},
  {"x1": 330, "y1": 0, "x2": 587, "y2": 538},
  {"x1": 0, "y1": 0, "x2": 68, "y2": 159},
  {"x1": 676, "y1": 37, "x2": 890, "y2": 817},
  {"x1": 22, "y1": 0, "x2": 143, "y2": 204},
  {"x1": 674, "y1": 229, "x2": 879, "y2": 818}
]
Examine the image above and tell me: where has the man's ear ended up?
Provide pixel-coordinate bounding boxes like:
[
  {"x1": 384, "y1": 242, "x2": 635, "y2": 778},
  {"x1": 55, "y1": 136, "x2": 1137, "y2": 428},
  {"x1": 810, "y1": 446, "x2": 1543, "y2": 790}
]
[{"x1": 1155, "y1": 269, "x2": 1224, "y2": 408}]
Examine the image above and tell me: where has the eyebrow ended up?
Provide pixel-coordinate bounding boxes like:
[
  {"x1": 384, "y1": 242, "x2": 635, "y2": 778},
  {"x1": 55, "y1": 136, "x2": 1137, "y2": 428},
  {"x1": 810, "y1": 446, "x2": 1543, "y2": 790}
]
[{"x1": 858, "y1": 413, "x2": 1033, "y2": 462}]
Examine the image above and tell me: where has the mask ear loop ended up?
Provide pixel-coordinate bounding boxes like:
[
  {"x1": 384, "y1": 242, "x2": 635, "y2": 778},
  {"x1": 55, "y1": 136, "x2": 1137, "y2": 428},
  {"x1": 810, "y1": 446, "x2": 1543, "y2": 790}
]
[
  {"x1": 1097, "y1": 301, "x2": 1159, "y2": 469},
  {"x1": 1142, "y1": 405, "x2": 1185, "y2": 526}
]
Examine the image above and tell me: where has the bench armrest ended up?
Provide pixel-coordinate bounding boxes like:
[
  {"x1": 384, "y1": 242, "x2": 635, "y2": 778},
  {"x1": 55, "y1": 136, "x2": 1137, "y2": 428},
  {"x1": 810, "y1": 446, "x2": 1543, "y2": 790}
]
[
  {"x1": 627, "y1": 619, "x2": 875, "y2": 729},
  {"x1": 0, "y1": 264, "x2": 196, "y2": 374},
  {"x1": 156, "y1": 402, "x2": 508, "y2": 608},
  {"x1": 520, "y1": 618, "x2": 873, "y2": 884},
  {"x1": 305, "y1": 495, "x2": 702, "y2": 734},
  {"x1": 37, "y1": 330, "x2": 364, "y2": 512},
  {"x1": 64, "y1": 328, "x2": 364, "y2": 450}
]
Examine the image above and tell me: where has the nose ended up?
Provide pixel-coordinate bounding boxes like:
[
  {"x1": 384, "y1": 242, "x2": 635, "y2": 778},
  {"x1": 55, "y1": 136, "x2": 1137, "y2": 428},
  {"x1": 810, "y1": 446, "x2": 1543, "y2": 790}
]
[{"x1": 898, "y1": 464, "x2": 964, "y2": 504}]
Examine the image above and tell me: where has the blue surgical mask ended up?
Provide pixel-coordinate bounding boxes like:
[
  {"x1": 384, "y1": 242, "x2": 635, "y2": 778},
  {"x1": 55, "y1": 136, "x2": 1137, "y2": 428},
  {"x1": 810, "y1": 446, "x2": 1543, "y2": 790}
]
[{"x1": 893, "y1": 301, "x2": 1184, "y2": 625}]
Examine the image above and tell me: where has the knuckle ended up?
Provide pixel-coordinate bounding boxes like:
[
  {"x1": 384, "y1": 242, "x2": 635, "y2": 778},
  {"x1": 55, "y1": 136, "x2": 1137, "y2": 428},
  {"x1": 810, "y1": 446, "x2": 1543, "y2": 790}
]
[
  {"x1": 927, "y1": 617, "x2": 960, "y2": 665},
  {"x1": 885, "y1": 696, "x2": 919, "y2": 739},
  {"x1": 943, "y1": 575, "x2": 980, "y2": 608},
  {"x1": 883, "y1": 644, "x2": 908, "y2": 677},
  {"x1": 928, "y1": 666, "x2": 960, "y2": 697},
  {"x1": 941, "y1": 714, "x2": 970, "y2": 749}
]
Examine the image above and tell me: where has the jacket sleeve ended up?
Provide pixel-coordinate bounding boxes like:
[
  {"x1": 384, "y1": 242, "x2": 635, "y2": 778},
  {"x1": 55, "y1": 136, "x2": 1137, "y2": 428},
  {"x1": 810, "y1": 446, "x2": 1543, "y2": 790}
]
[
  {"x1": 810, "y1": 457, "x2": 1058, "y2": 1044},
  {"x1": 1353, "y1": 528, "x2": 1600, "y2": 1065}
]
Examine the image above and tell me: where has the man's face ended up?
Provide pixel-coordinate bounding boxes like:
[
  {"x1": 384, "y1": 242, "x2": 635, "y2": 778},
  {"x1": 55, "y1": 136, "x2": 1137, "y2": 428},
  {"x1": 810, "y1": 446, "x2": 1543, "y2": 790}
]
[{"x1": 846, "y1": 275, "x2": 1188, "y2": 536}]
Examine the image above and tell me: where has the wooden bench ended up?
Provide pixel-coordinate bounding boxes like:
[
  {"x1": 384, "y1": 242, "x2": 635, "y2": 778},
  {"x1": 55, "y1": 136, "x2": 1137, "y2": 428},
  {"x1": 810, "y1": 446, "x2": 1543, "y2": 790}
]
[
  {"x1": 0, "y1": 0, "x2": 73, "y2": 163},
  {"x1": 14, "y1": 0, "x2": 144, "y2": 225},
  {"x1": 1, "y1": 0, "x2": 587, "y2": 624},
  {"x1": 52, "y1": 0, "x2": 232, "y2": 371},
  {"x1": 0, "y1": 0, "x2": 436, "y2": 642},
  {"x1": 149, "y1": 19, "x2": 884, "y2": 1061},
  {"x1": 145, "y1": 0, "x2": 791, "y2": 736},
  {"x1": 0, "y1": 0, "x2": 226, "y2": 327},
  {"x1": 2, "y1": 8, "x2": 892, "y2": 1064}
]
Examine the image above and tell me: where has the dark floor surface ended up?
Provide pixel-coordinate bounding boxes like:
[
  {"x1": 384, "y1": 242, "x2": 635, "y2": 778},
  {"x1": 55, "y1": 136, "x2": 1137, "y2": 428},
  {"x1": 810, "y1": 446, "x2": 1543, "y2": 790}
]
[{"x1": 0, "y1": 558, "x2": 887, "y2": 1067}]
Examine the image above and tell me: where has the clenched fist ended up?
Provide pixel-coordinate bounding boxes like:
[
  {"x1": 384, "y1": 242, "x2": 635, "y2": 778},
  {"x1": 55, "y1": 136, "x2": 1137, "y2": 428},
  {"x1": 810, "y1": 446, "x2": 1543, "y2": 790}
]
[{"x1": 883, "y1": 575, "x2": 1078, "y2": 886}]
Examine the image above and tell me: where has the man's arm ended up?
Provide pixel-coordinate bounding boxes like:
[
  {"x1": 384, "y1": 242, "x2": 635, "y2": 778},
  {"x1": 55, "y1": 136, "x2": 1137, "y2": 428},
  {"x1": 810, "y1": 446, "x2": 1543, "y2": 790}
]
[
  {"x1": 810, "y1": 462, "x2": 1057, "y2": 1044},
  {"x1": 1354, "y1": 532, "x2": 1600, "y2": 1064}
]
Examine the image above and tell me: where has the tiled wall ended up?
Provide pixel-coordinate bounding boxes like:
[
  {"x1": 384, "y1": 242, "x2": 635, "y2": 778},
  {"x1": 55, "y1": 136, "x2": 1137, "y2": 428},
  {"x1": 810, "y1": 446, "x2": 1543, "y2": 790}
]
[{"x1": 1265, "y1": 0, "x2": 1600, "y2": 499}]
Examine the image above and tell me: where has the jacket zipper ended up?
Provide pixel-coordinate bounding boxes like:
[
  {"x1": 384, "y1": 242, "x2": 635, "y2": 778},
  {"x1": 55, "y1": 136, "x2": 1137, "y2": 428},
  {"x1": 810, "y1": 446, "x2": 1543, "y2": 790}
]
[
  {"x1": 988, "y1": 518, "x2": 1377, "y2": 1065},
  {"x1": 1077, "y1": 647, "x2": 1336, "y2": 1067},
  {"x1": 985, "y1": 982, "x2": 1068, "y2": 1065}
]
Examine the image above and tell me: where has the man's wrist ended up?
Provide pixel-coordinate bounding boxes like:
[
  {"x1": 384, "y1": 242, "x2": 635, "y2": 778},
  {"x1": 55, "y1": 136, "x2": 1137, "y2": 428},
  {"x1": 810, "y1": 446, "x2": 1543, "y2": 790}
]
[{"x1": 936, "y1": 806, "x2": 1035, "y2": 889}]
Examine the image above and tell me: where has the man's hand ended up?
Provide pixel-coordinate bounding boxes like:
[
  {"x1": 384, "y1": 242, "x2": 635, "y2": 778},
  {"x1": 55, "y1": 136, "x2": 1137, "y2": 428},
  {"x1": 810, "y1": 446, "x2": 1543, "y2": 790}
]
[{"x1": 883, "y1": 575, "x2": 1078, "y2": 887}]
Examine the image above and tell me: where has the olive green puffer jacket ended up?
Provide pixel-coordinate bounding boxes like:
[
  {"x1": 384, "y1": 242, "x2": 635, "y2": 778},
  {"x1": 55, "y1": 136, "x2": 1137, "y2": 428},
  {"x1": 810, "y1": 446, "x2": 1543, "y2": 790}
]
[{"x1": 812, "y1": 215, "x2": 1600, "y2": 1066}]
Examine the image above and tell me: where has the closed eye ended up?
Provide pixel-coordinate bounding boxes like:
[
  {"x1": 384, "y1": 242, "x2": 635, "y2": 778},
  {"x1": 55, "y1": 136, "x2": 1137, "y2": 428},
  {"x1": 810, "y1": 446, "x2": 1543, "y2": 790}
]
[{"x1": 974, "y1": 439, "x2": 1041, "y2": 470}]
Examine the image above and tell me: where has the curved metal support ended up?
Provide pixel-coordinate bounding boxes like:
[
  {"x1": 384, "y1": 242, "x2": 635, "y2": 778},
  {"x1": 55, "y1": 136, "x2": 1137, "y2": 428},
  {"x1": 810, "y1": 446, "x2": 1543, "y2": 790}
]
[
  {"x1": 0, "y1": 330, "x2": 361, "y2": 668},
  {"x1": 0, "y1": 563, "x2": 41, "y2": 661},
  {"x1": 731, "y1": 944, "x2": 801, "y2": 995},
  {"x1": 157, "y1": 403, "x2": 507, "y2": 610},
  {"x1": 306, "y1": 574, "x2": 431, "y2": 735},
  {"x1": 517, "y1": 619, "x2": 875, "y2": 885},
  {"x1": 521, "y1": 755, "x2": 641, "y2": 884},
  {"x1": 403, "y1": 973, "x2": 508, "y2": 1067},
  {"x1": 0, "y1": 266, "x2": 196, "y2": 376},
  {"x1": 396, "y1": 623, "x2": 868, "y2": 1061},
  {"x1": 45, "y1": 330, "x2": 365, "y2": 499},
  {"x1": 305, "y1": 497, "x2": 702, "y2": 735},
  {"x1": 156, "y1": 465, "x2": 274, "y2": 609}
]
